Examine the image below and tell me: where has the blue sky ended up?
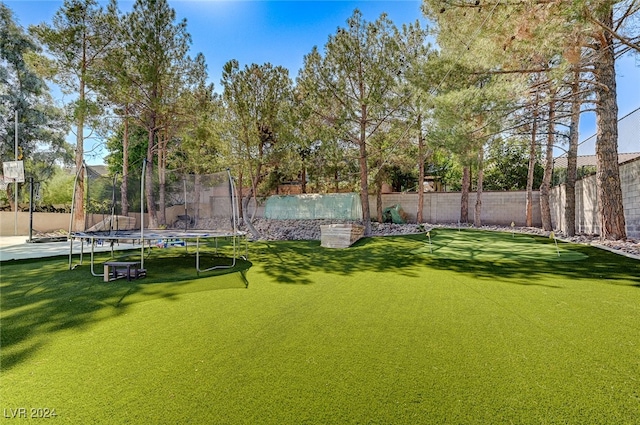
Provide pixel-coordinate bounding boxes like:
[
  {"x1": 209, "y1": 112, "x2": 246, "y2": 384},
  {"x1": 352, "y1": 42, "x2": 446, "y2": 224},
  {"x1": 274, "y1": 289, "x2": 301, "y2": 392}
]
[
  {"x1": 7, "y1": 0, "x2": 428, "y2": 91},
  {"x1": 4, "y1": 0, "x2": 639, "y2": 163}
]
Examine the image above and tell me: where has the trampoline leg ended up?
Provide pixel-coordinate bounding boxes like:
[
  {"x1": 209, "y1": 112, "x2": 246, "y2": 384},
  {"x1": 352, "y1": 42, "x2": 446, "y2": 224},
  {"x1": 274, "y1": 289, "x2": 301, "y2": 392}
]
[
  {"x1": 195, "y1": 238, "x2": 201, "y2": 276},
  {"x1": 89, "y1": 239, "x2": 103, "y2": 278}
]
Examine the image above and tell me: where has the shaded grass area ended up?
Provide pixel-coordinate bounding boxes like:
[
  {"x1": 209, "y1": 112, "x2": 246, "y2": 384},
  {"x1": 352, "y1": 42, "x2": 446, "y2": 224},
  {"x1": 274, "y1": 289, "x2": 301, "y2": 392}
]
[
  {"x1": 1, "y1": 229, "x2": 639, "y2": 424},
  {"x1": 1, "y1": 241, "x2": 251, "y2": 371}
]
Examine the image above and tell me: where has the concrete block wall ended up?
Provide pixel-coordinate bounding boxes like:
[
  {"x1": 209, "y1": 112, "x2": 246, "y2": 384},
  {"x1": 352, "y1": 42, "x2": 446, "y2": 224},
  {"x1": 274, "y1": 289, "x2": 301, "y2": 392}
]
[
  {"x1": 425, "y1": 192, "x2": 462, "y2": 224},
  {"x1": 549, "y1": 185, "x2": 566, "y2": 232},
  {"x1": 372, "y1": 190, "x2": 541, "y2": 227},
  {"x1": 1, "y1": 212, "x2": 70, "y2": 236},
  {"x1": 621, "y1": 159, "x2": 640, "y2": 237},
  {"x1": 551, "y1": 182, "x2": 599, "y2": 234},
  {"x1": 549, "y1": 158, "x2": 640, "y2": 238},
  {"x1": 0, "y1": 212, "x2": 146, "y2": 237},
  {"x1": 575, "y1": 176, "x2": 599, "y2": 234}
]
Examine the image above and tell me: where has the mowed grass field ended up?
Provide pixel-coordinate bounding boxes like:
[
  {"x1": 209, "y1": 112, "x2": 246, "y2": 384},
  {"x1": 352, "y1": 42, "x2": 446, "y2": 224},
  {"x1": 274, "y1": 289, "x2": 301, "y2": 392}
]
[{"x1": 1, "y1": 229, "x2": 639, "y2": 424}]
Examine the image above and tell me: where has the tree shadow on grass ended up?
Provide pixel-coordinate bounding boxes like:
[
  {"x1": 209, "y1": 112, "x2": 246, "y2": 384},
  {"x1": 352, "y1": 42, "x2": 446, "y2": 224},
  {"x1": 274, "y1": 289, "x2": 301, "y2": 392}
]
[
  {"x1": 0, "y1": 248, "x2": 251, "y2": 371},
  {"x1": 252, "y1": 235, "x2": 426, "y2": 285},
  {"x1": 250, "y1": 229, "x2": 640, "y2": 289},
  {"x1": 3, "y1": 229, "x2": 638, "y2": 371},
  {"x1": 111, "y1": 255, "x2": 252, "y2": 306}
]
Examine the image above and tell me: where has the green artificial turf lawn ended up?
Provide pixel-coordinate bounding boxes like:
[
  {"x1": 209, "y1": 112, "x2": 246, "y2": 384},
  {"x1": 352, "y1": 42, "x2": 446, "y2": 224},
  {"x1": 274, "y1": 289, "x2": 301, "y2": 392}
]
[{"x1": 1, "y1": 229, "x2": 639, "y2": 424}]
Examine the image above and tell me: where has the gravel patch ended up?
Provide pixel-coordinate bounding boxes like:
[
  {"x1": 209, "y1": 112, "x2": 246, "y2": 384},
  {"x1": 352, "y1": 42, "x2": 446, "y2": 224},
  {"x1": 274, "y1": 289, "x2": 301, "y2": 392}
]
[{"x1": 244, "y1": 219, "x2": 423, "y2": 241}]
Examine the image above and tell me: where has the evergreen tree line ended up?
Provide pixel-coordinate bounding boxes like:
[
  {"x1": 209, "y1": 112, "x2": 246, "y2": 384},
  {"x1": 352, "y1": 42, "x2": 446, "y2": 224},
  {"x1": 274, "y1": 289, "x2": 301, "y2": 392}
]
[{"x1": 1, "y1": 0, "x2": 637, "y2": 240}]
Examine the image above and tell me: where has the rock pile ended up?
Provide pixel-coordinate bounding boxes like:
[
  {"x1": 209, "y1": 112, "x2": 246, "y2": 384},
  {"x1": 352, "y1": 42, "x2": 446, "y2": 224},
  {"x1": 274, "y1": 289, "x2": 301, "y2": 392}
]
[{"x1": 244, "y1": 219, "x2": 422, "y2": 241}]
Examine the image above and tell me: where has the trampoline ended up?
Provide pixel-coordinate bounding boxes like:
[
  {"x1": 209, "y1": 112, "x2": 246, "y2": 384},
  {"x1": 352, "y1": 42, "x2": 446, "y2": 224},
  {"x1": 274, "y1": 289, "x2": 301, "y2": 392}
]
[{"x1": 69, "y1": 165, "x2": 247, "y2": 278}]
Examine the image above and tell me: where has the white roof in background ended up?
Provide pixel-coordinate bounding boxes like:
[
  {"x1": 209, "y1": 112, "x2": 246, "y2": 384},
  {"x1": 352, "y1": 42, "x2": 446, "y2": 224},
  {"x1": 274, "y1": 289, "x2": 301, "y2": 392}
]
[{"x1": 553, "y1": 152, "x2": 640, "y2": 168}]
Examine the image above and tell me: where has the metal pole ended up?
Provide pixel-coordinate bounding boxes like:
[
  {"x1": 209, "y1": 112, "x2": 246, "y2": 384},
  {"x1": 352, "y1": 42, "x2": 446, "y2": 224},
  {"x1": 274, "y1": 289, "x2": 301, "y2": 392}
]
[
  {"x1": 29, "y1": 177, "x2": 34, "y2": 242},
  {"x1": 140, "y1": 159, "x2": 145, "y2": 268},
  {"x1": 111, "y1": 173, "x2": 117, "y2": 233},
  {"x1": 14, "y1": 111, "x2": 18, "y2": 235},
  {"x1": 227, "y1": 168, "x2": 238, "y2": 232},
  {"x1": 183, "y1": 178, "x2": 187, "y2": 232}
]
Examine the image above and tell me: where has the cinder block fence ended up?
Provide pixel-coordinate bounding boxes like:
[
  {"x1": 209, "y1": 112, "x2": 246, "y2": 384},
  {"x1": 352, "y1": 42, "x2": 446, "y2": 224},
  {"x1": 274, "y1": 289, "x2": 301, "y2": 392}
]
[
  {"x1": 373, "y1": 191, "x2": 541, "y2": 227},
  {"x1": 550, "y1": 157, "x2": 640, "y2": 239}
]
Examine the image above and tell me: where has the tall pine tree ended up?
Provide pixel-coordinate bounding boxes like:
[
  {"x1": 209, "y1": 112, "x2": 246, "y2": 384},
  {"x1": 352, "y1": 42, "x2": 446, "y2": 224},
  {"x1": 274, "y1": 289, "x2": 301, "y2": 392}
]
[{"x1": 31, "y1": 0, "x2": 116, "y2": 231}]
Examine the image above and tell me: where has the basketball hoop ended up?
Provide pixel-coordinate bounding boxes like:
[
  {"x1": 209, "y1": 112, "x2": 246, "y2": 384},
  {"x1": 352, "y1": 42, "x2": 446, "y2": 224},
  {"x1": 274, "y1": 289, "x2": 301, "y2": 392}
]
[{"x1": 3, "y1": 160, "x2": 25, "y2": 183}]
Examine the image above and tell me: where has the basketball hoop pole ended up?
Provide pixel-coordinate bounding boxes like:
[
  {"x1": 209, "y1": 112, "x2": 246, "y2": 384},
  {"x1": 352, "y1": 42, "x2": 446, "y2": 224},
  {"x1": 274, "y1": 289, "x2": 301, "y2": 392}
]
[{"x1": 14, "y1": 111, "x2": 18, "y2": 235}]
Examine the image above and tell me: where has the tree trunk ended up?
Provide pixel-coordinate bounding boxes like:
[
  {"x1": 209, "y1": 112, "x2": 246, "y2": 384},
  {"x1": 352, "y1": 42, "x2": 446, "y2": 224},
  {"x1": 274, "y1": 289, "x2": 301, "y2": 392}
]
[
  {"x1": 460, "y1": 165, "x2": 470, "y2": 223},
  {"x1": 73, "y1": 79, "x2": 86, "y2": 232},
  {"x1": 359, "y1": 143, "x2": 371, "y2": 234},
  {"x1": 157, "y1": 134, "x2": 167, "y2": 226},
  {"x1": 593, "y1": 8, "x2": 626, "y2": 240},
  {"x1": 358, "y1": 104, "x2": 371, "y2": 235},
  {"x1": 241, "y1": 150, "x2": 263, "y2": 238},
  {"x1": 540, "y1": 98, "x2": 556, "y2": 231},
  {"x1": 193, "y1": 174, "x2": 201, "y2": 228},
  {"x1": 145, "y1": 126, "x2": 157, "y2": 229},
  {"x1": 241, "y1": 188, "x2": 260, "y2": 239},
  {"x1": 474, "y1": 149, "x2": 484, "y2": 228},
  {"x1": 6, "y1": 184, "x2": 15, "y2": 211},
  {"x1": 374, "y1": 162, "x2": 385, "y2": 223},
  {"x1": 237, "y1": 170, "x2": 244, "y2": 220},
  {"x1": 417, "y1": 114, "x2": 425, "y2": 224},
  {"x1": 565, "y1": 70, "x2": 580, "y2": 237},
  {"x1": 376, "y1": 182, "x2": 383, "y2": 223},
  {"x1": 73, "y1": 143, "x2": 85, "y2": 231},
  {"x1": 121, "y1": 110, "x2": 129, "y2": 216},
  {"x1": 526, "y1": 92, "x2": 539, "y2": 227},
  {"x1": 301, "y1": 165, "x2": 307, "y2": 194}
]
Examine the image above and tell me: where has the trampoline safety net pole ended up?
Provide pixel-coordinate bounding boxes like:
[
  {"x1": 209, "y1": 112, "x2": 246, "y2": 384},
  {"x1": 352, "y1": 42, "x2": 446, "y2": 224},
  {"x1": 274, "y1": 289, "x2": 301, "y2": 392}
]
[
  {"x1": 228, "y1": 168, "x2": 238, "y2": 233},
  {"x1": 140, "y1": 159, "x2": 146, "y2": 268}
]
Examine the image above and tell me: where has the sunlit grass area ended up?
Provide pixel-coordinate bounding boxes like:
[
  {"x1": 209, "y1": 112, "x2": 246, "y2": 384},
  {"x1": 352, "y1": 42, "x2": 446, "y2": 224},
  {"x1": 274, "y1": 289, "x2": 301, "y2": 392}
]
[
  {"x1": 2, "y1": 229, "x2": 639, "y2": 424},
  {"x1": 414, "y1": 229, "x2": 588, "y2": 262}
]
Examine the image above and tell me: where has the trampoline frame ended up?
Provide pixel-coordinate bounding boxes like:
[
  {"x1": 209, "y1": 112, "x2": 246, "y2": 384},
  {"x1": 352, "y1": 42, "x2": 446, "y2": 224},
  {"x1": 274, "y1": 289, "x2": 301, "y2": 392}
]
[
  {"x1": 69, "y1": 229, "x2": 247, "y2": 278},
  {"x1": 68, "y1": 164, "x2": 247, "y2": 278}
]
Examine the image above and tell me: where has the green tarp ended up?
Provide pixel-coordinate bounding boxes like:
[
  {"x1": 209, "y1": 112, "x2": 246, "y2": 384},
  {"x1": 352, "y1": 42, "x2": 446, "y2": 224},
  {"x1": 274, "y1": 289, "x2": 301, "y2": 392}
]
[
  {"x1": 264, "y1": 193, "x2": 362, "y2": 220},
  {"x1": 382, "y1": 204, "x2": 406, "y2": 224}
]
